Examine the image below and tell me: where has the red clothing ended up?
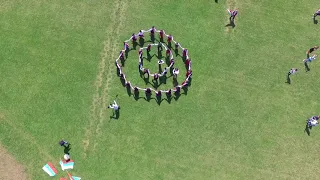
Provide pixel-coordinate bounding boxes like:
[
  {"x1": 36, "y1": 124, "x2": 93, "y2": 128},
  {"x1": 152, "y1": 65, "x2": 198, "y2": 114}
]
[
  {"x1": 185, "y1": 59, "x2": 190, "y2": 66},
  {"x1": 167, "y1": 36, "x2": 172, "y2": 42},
  {"x1": 160, "y1": 30, "x2": 164, "y2": 38}
]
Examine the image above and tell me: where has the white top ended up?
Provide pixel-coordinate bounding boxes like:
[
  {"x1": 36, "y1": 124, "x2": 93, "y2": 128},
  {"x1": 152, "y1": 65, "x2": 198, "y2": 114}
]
[
  {"x1": 289, "y1": 68, "x2": 297, "y2": 74},
  {"x1": 310, "y1": 119, "x2": 319, "y2": 126},
  {"x1": 158, "y1": 60, "x2": 165, "y2": 64},
  {"x1": 173, "y1": 69, "x2": 179, "y2": 75}
]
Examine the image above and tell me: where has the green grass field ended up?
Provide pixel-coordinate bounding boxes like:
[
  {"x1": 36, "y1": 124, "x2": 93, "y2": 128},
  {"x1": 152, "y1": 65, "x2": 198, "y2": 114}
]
[{"x1": 1, "y1": 0, "x2": 320, "y2": 179}]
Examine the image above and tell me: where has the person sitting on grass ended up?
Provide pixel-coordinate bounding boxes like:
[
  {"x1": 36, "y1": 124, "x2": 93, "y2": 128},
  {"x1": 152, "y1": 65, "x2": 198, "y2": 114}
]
[
  {"x1": 306, "y1": 46, "x2": 319, "y2": 58},
  {"x1": 303, "y1": 54, "x2": 317, "y2": 63}
]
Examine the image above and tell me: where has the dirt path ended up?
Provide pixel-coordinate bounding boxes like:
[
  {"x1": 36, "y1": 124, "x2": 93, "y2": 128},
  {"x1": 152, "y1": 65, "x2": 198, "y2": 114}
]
[{"x1": 0, "y1": 145, "x2": 28, "y2": 180}]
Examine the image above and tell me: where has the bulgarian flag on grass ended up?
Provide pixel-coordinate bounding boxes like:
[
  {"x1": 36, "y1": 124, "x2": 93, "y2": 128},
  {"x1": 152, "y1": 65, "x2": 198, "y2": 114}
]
[
  {"x1": 60, "y1": 159, "x2": 75, "y2": 171},
  {"x1": 42, "y1": 162, "x2": 58, "y2": 176},
  {"x1": 67, "y1": 172, "x2": 81, "y2": 180}
]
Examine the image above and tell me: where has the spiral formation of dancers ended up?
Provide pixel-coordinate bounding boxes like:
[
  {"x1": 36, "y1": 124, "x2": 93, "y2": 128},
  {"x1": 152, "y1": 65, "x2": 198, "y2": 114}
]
[{"x1": 115, "y1": 26, "x2": 192, "y2": 101}]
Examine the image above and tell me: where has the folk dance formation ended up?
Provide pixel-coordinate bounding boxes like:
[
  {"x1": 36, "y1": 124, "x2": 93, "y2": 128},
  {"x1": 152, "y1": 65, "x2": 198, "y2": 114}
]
[{"x1": 115, "y1": 26, "x2": 192, "y2": 99}]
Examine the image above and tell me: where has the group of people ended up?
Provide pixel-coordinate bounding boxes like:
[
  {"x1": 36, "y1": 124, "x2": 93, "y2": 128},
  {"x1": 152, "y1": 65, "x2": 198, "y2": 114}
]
[
  {"x1": 286, "y1": 46, "x2": 318, "y2": 84},
  {"x1": 115, "y1": 26, "x2": 193, "y2": 99}
]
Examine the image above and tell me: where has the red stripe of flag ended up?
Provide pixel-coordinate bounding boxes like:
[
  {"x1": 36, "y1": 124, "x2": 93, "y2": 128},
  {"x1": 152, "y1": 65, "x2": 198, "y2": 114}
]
[{"x1": 47, "y1": 162, "x2": 58, "y2": 174}]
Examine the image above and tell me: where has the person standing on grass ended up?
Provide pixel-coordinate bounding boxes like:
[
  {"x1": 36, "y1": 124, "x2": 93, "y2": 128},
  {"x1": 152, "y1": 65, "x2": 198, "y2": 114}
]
[
  {"x1": 286, "y1": 68, "x2": 298, "y2": 84},
  {"x1": 159, "y1": 30, "x2": 164, "y2": 42},
  {"x1": 227, "y1": 9, "x2": 238, "y2": 21},
  {"x1": 306, "y1": 46, "x2": 319, "y2": 58},
  {"x1": 108, "y1": 100, "x2": 120, "y2": 111},
  {"x1": 312, "y1": 8, "x2": 320, "y2": 19}
]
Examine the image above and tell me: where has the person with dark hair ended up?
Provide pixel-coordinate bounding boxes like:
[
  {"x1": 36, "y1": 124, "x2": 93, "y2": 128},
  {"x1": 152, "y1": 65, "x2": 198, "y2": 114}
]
[
  {"x1": 153, "y1": 73, "x2": 159, "y2": 81},
  {"x1": 175, "y1": 86, "x2": 181, "y2": 94},
  {"x1": 125, "y1": 81, "x2": 131, "y2": 88},
  {"x1": 306, "y1": 46, "x2": 319, "y2": 58},
  {"x1": 138, "y1": 30, "x2": 144, "y2": 39},
  {"x1": 159, "y1": 30, "x2": 164, "y2": 42},
  {"x1": 147, "y1": 44, "x2": 152, "y2": 52},
  {"x1": 131, "y1": 33, "x2": 137, "y2": 43},
  {"x1": 173, "y1": 68, "x2": 179, "y2": 79},
  {"x1": 182, "y1": 48, "x2": 188, "y2": 57},
  {"x1": 170, "y1": 58, "x2": 175, "y2": 66},
  {"x1": 166, "y1": 89, "x2": 172, "y2": 97},
  {"x1": 139, "y1": 48, "x2": 143, "y2": 62},
  {"x1": 134, "y1": 86, "x2": 139, "y2": 93},
  {"x1": 145, "y1": 88, "x2": 152, "y2": 95},
  {"x1": 175, "y1": 42, "x2": 180, "y2": 49},
  {"x1": 167, "y1": 34, "x2": 173, "y2": 43},
  {"x1": 149, "y1": 26, "x2": 156, "y2": 35},
  {"x1": 166, "y1": 49, "x2": 171, "y2": 57},
  {"x1": 124, "y1": 42, "x2": 130, "y2": 52},
  {"x1": 156, "y1": 90, "x2": 161, "y2": 97}
]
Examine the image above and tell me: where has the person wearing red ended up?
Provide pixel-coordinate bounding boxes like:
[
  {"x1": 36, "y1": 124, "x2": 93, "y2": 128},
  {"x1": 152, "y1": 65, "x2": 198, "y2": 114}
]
[
  {"x1": 183, "y1": 48, "x2": 188, "y2": 57},
  {"x1": 131, "y1": 33, "x2": 137, "y2": 43},
  {"x1": 159, "y1": 30, "x2": 164, "y2": 42},
  {"x1": 167, "y1": 34, "x2": 173, "y2": 43},
  {"x1": 124, "y1": 42, "x2": 130, "y2": 52},
  {"x1": 186, "y1": 70, "x2": 192, "y2": 78},
  {"x1": 166, "y1": 49, "x2": 171, "y2": 57},
  {"x1": 147, "y1": 44, "x2": 152, "y2": 52},
  {"x1": 185, "y1": 58, "x2": 190, "y2": 66},
  {"x1": 181, "y1": 80, "x2": 188, "y2": 87},
  {"x1": 153, "y1": 73, "x2": 159, "y2": 81}
]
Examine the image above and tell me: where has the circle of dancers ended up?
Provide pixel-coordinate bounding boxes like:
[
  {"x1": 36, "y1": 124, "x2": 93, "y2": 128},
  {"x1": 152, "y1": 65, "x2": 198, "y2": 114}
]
[{"x1": 115, "y1": 26, "x2": 192, "y2": 100}]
